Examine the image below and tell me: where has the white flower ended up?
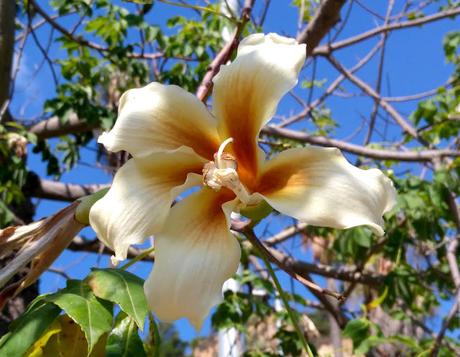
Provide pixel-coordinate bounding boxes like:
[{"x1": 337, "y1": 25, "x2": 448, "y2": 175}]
[{"x1": 89, "y1": 33, "x2": 397, "y2": 329}]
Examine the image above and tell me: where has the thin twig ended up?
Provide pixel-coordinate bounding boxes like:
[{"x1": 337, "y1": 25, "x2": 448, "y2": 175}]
[
  {"x1": 326, "y1": 54, "x2": 431, "y2": 147},
  {"x1": 363, "y1": 0, "x2": 394, "y2": 145},
  {"x1": 313, "y1": 6, "x2": 460, "y2": 55},
  {"x1": 195, "y1": 0, "x2": 254, "y2": 102},
  {"x1": 242, "y1": 225, "x2": 344, "y2": 302}
]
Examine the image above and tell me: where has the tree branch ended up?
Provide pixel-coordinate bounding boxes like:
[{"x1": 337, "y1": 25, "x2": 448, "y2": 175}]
[
  {"x1": 265, "y1": 242, "x2": 383, "y2": 286},
  {"x1": 326, "y1": 54, "x2": 431, "y2": 146},
  {"x1": 279, "y1": 37, "x2": 383, "y2": 127},
  {"x1": 313, "y1": 6, "x2": 460, "y2": 55},
  {"x1": 262, "y1": 126, "x2": 460, "y2": 162},
  {"x1": 28, "y1": 114, "x2": 97, "y2": 140},
  {"x1": 297, "y1": 0, "x2": 347, "y2": 56},
  {"x1": 237, "y1": 222, "x2": 348, "y2": 327},
  {"x1": 26, "y1": 175, "x2": 109, "y2": 202},
  {"x1": 195, "y1": 0, "x2": 254, "y2": 101},
  {"x1": 265, "y1": 222, "x2": 308, "y2": 246},
  {"x1": 29, "y1": 0, "x2": 162, "y2": 60},
  {"x1": 0, "y1": 0, "x2": 15, "y2": 121}
]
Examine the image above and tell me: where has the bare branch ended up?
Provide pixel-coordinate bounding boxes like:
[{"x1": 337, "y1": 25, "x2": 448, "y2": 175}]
[
  {"x1": 29, "y1": 0, "x2": 163, "y2": 60},
  {"x1": 326, "y1": 54, "x2": 431, "y2": 146},
  {"x1": 0, "y1": 0, "x2": 15, "y2": 121},
  {"x1": 314, "y1": 6, "x2": 460, "y2": 55},
  {"x1": 279, "y1": 37, "x2": 383, "y2": 127},
  {"x1": 28, "y1": 114, "x2": 97, "y2": 140},
  {"x1": 265, "y1": 222, "x2": 308, "y2": 246},
  {"x1": 262, "y1": 125, "x2": 460, "y2": 162},
  {"x1": 296, "y1": 0, "x2": 347, "y2": 56},
  {"x1": 27, "y1": 177, "x2": 109, "y2": 202},
  {"x1": 195, "y1": 0, "x2": 255, "y2": 101},
  {"x1": 236, "y1": 222, "x2": 348, "y2": 327},
  {"x1": 68, "y1": 236, "x2": 150, "y2": 260},
  {"x1": 363, "y1": 0, "x2": 394, "y2": 145}
]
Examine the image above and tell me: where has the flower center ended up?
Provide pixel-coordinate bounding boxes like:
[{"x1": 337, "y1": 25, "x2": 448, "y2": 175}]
[{"x1": 202, "y1": 138, "x2": 261, "y2": 207}]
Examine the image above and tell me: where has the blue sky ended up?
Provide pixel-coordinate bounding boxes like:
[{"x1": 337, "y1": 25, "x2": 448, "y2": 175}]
[{"x1": 10, "y1": 0, "x2": 459, "y2": 346}]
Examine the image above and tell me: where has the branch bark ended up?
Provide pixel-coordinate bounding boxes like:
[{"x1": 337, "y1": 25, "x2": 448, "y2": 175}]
[
  {"x1": 0, "y1": 0, "x2": 15, "y2": 121},
  {"x1": 29, "y1": 114, "x2": 97, "y2": 140},
  {"x1": 195, "y1": 0, "x2": 254, "y2": 101},
  {"x1": 297, "y1": 0, "x2": 347, "y2": 56},
  {"x1": 26, "y1": 175, "x2": 109, "y2": 202},
  {"x1": 264, "y1": 242, "x2": 383, "y2": 286},
  {"x1": 262, "y1": 126, "x2": 460, "y2": 162},
  {"x1": 313, "y1": 6, "x2": 460, "y2": 55}
]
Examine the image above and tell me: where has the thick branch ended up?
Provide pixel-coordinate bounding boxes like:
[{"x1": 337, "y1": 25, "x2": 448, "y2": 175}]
[
  {"x1": 29, "y1": 114, "x2": 97, "y2": 140},
  {"x1": 27, "y1": 176, "x2": 109, "y2": 202},
  {"x1": 297, "y1": 0, "x2": 347, "y2": 56},
  {"x1": 262, "y1": 126, "x2": 460, "y2": 162},
  {"x1": 0, "y1": 0, "x2": 15, "y2": 120}
]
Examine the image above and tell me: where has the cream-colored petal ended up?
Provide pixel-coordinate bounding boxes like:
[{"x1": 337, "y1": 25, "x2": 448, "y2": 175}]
[
  {"x1": 89, "y1": 147, "x2": 206, "y2": 262},
  {"x1": 144, "y1": 188, "x2": 240, "y2": 330},
  {"x1": 100, "y1": 82, "x2": 220, "y2": 160},
  {"x1": 212, "y1": 33, "x2": 306, "y2": 186},
  {"x1": 257, "y1": 147, "x2": 397, "y2": 235}
]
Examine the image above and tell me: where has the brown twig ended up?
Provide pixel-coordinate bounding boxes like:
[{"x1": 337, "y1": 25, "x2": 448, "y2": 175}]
[
  {"x1": 0, "y1": 0, "x2": 15, "y2": 122},
  {"x1": 313, "y1": 6, "x2": 460, "y2": 56},
  {"x1": 262, "y1": 125, "x2": 460, "y2": 162},
  {"x1": 326, "y1": 54, "x2": 431, "y2": 147},
  {"x1": 278, "y1": 38, "x2": 384, "y2": 127},
  {"x1": 195, "y1": 0, "x2": 254, "y2": 102},
  {"x1": 239, "y1": 223, "x2": 345, "y2": 302},
  {"x1": 28, "y1": 113, "x2": 98, "y2": 140},
  {"x1": 29, "y1": 0, "x2": 163, "y2": 60},
  {"x1": 235, "y1": 222, "x2": 348, "y2": 327},
  {"x1": 363, "y1": 0, "x2": 394, "y2": 146}
]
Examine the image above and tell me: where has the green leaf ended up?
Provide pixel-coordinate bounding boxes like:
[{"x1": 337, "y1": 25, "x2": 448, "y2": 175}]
[
  {"x1": 343, "y1": 318, "x2": 371, "y2": 349},
  {"x1": 46, "y1": 280, "x2": 113, "y2": 354},
  {"x1": 0, "y1": 302, "x2": 61, "y2": 357},
  {"x1": 27, "y1": 315, "x2": 107, "y2": 357},
  {"x1": 106, "y1": 313, "x2": 146, "y2": 357},
  {"x1": 87, "y1": 268, "x2": 148, "y2": 330}
]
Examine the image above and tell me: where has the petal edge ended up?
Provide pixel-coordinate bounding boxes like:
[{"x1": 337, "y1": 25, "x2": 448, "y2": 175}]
[{"x1": 257, "y1": 147, "x2": 397, "y2": 236}]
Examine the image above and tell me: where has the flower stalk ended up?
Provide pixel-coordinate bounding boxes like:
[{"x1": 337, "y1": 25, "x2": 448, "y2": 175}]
[{"x1": 254, "y1": 238, "x2": 314, "y2": 357}]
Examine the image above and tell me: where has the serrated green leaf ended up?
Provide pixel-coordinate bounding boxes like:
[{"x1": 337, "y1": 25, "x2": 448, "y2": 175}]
[
  {"x1": 87, "y1": 269, "x2": 148, "y2": 330},
  {"x1": 0, "y1": 302, "x2": 61, "y2": 357},
  {"x1": 106, "y1": 313, "x2": 146, "y2": 357},
  {"x1": 46, "y1": 280, "x2": 112, "y2": 354}
]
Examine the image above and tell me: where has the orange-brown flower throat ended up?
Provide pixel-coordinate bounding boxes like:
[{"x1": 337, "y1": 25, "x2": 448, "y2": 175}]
[{"x1": 202, "y1": 138, "x2": 261, "y2": 208}]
